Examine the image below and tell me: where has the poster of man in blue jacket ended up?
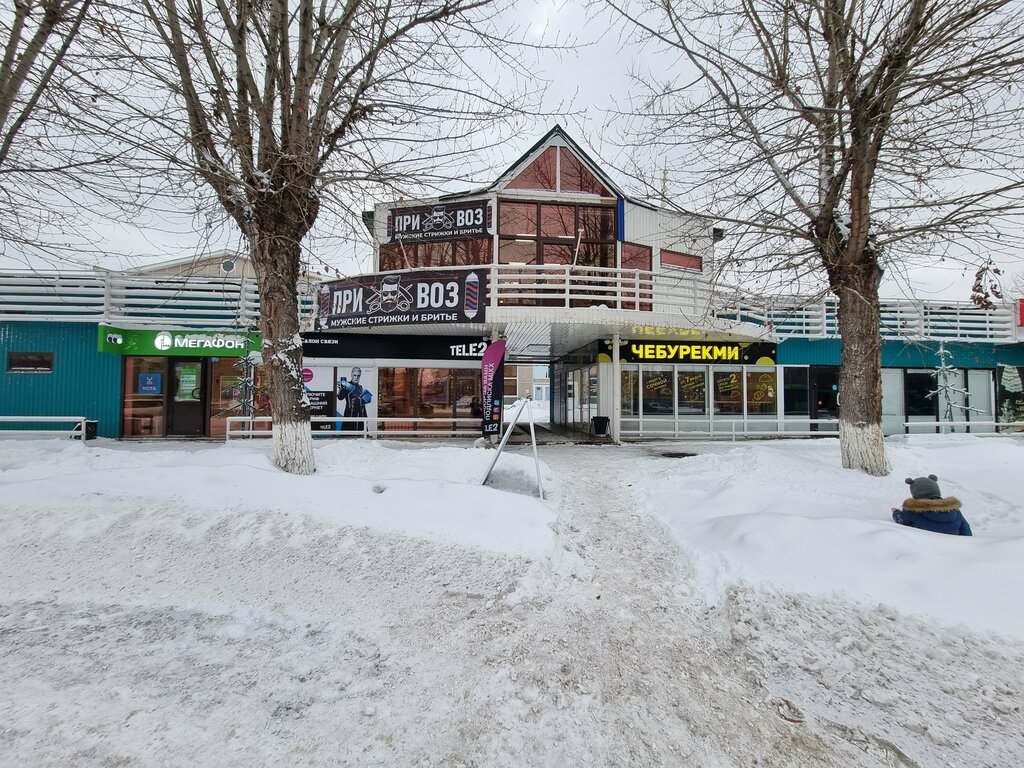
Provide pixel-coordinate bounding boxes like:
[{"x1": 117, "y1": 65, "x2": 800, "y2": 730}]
[{"x1": 337, "y1": 366, "x2": 372, "y2": 432}]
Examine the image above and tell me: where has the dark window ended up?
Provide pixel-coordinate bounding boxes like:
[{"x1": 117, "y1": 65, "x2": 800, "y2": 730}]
[
  {"x1": 662, "y1": 250, "x2": 703, "y2": 271},
  {"x1": 379, "y1": 238, "x2": 493, "y2": 271},
  {"x1": 7, "y1": 352, "x2": 53, "y2": 373},
  {"x1": 784, "y1": 367, "x2": 810, "y2": 415},
  {"x1": 906, "y1": 371, "x2": 937, "y2": 417}
]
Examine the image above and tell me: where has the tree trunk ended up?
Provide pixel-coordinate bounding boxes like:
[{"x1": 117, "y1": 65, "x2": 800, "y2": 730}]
[
  {"x1": 252, "y1": 231, "x2": 315, "y2": 475},
  {"x1": 835, "y1": 266, "x2": 891, "y2": 476}
]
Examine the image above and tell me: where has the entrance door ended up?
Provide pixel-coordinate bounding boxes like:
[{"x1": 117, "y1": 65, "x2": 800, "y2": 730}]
[
  {"x1": 168, "y1": 359, "x2": 207, "y2": 436},
  {"x1": 810, "y1": 366, "x2": 840, "y2": 431},
  {"x1": 454, "y1": 373, "x2": 481, "y2": 420}
]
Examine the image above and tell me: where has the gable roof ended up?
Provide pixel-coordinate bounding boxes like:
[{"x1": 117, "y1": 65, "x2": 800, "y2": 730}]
[{"x1": 488, "y1": 124, "x2": 624, "y2": 198}]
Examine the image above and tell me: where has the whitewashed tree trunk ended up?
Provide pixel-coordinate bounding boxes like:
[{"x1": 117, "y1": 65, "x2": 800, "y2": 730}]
[{"x1": 839, "y1": 420, "x2": 890, "y2": 476}]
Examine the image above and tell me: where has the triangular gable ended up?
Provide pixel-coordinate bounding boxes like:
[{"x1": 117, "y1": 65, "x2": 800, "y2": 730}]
[{"x1": 493, "y1": 126, "x2": 622, "y2": 198}]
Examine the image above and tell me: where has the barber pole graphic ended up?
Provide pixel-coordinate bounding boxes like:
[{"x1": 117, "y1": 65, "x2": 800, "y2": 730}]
[
  {"x1": 464, "y1": 271, "x2": 480, "y2": 319},
  {"x1": 480, "y1": 340, "x2": 506, "y2": 436}
]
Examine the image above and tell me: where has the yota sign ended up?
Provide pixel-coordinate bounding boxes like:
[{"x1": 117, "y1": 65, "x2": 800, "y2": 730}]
[
  {"x1": 315, "y1": 269, "x2": 486, "y2": 330},
  {"x1": 387, "y1": 200, "x2": 492, "y2": 242},
  {"x1": 98, "y1": 325, "x2": 260, "y2": 357}
]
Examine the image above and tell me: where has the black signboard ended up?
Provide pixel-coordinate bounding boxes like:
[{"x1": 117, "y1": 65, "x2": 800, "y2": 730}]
[
  {"x1": 315, "y1": 269, "x2": 486, "y2": 330},
  {"x1": 302, "y1": 333, "x2": 492, "y2": 361},
  {"x1": 603, "y1": 340, "x2": 777, "y2": 365},
  {"x1": 387, "y1": 200, "x2": 492, "y2": 242}
]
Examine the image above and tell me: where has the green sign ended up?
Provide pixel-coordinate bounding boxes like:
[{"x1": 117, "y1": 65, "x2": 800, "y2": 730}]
[{"x1": 98, "y1": 324, "x2": 260, "y2": 357}]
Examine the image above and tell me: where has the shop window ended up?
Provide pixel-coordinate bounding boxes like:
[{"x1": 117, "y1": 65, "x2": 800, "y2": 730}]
[
  {"x1": 6, "y1": 352, "x2": 53, "y2": 373},
  {"x1": 621, "y1": 243, "x2": 652, "y2": 271},
  {"x1": 676, "y1": 368, "x2": 706, "y2": 415},
  {"x1": 662, "y1": 250, "x2": 703, "y2": 271},
  {"x1": 905, "y1": 371, "x2": 937, "y2": 416},
  {"x1": 998, "y1": 366, "x2": 1024, "y2": 424},
  {"x1": 642, "y1": 367, "x2": 674, "y2": 415},
  {"x1": 540, "y1": 204, "x2": 576, "y2": 238},
  {"x1": 621, "y1": 368, "x2": 640, "y2": 416},
  {"x1": 783, "y1": 367, "x2": 810, "y2": 415},
  {"x1": 560, "y1": 149, "x2": 611, "y2": 196},
  {"x1": 506, "y1": 147, "x2": 558, "y2": 191},
  {"x1": 123, "y1": 356, "x2": 166, "y2": 437},
  {"x1": 746, "y1": 368, "x2": 778, "y2": 415},
  {"x1": 417, "y1": 369, "x2": 451, "y2": 418},
  {"x1": 377, "y1": 367, "x2": 412, "y2": 419},
  {"x1": 713, "y1": 369, "x2": 743, "y2": 415}
]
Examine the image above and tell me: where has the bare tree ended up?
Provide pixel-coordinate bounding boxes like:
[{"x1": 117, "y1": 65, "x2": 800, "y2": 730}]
[
  {"x1": 611, "y1": 0, "x2": 1024, "y2": 475},
  {"x1": 0, "y1": 0, "x2": 128, "y2": 266},
  {"x1": 90, "y1": 0, "x2": 534, "y2": 473}
]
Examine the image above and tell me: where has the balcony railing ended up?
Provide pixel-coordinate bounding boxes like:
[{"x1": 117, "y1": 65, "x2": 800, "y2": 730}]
[
  {"x1": 714, "y1": 298, "x2": 1019, "y2": 342},
  {"x1": 0, "y1": 271, "x2": 317, "y2": 328},
  {"x1": 0, "y1": 266, "x2": 1017, "y2": 343}
]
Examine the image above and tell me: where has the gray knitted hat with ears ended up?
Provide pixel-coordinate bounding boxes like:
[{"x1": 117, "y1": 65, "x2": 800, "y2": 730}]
[{"x1": 906, "y1": 474, "x2": 942, "y2": 500}]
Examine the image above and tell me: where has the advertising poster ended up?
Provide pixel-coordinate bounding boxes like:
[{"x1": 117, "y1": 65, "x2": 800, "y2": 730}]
[
  {"x1": 386, "y1": 199, "x2": 492, "y2": 242},
  {"x1": 335, "y1": 365, "x2": 376, "y2": 433},
  {"x1": 315, "y1": 269, "x2": 486, "y2": 330},
  {"x1": 302, "y1": 367, "x2": 337, "y2": 431},
  {"x1": 480, "y1": 340, "x2": 506, "y2": 436}
]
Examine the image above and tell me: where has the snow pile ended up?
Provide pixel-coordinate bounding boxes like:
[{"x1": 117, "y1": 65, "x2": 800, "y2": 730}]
[
  {"x1": 0, "y1": 438, "x2": 556, "y2": 558},
  {"x1": 639, "y1": 435, "x2": 1024, "y2": 638}
]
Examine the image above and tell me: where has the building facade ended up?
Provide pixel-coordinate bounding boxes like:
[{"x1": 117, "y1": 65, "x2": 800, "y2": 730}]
[{"x1": 2, "y1": 128, "x2": 1023, "y2": 440}]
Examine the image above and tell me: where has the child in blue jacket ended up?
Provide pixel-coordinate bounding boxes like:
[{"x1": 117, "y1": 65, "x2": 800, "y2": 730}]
[{"x1": 892, "y1": 474, "x2": 972, "y2": 536}]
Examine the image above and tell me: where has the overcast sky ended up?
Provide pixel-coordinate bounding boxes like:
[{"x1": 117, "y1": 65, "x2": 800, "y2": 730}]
[{"x1": 4, "y1": 0, "x2": 1021, "y2": 303}]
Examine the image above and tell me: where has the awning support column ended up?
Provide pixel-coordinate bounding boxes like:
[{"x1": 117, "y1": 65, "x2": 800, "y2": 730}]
[{"x1": 612, "y1": 332, "x2": 621, "y2": 443}]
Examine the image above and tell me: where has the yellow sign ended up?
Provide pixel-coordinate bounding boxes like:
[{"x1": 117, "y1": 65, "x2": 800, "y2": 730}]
[{"x1": 629, "y1": 343, "x2": 741, "y2": 361}]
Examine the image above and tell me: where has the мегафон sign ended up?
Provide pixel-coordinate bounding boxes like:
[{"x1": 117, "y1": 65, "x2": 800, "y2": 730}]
[{"x1": 315, "y1": 269, "x2": 486, "y2": 330}]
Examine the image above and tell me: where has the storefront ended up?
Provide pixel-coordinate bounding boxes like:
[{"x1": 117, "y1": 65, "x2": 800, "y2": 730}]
[
  {"x1": 302, "y1": 332, "x2": 495, "y2": 433},
  {"x1": 98, "y1": 325, "x2": 263, "y2": 438}
]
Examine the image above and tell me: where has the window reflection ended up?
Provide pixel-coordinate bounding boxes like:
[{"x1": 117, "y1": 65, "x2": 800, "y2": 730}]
[
  {"x1": 122, "y1": 356, "x2": 166, "y2": 437},
  {"x1": 506, "y1": 147, "x2": 558, "y2": 190}
]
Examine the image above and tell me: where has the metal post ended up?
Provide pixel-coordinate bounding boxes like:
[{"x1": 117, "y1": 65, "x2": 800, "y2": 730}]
[{"x1": 611, "y1": 332, "x2": 621, "y2": 444}]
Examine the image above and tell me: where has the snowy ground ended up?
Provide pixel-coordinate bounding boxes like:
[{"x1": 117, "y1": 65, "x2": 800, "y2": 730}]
[{"x1": 0, "y1": 434, "x2": 1022, "y2": 766}]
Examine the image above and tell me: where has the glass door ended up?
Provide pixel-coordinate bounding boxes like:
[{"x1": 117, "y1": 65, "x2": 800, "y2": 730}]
[{"x1": 168, "y1": 359, "x2": 206, "y2": 436}]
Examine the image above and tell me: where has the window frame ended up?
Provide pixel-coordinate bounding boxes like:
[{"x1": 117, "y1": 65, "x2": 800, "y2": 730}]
[{"x1": 6, "y1": 351, "x2": 54, "y2": 373}]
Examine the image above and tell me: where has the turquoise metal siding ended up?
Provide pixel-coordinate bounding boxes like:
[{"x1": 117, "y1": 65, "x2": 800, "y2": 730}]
[
  {"x1": 0, "y1": 322, "x2": 121, "y2": 437},
  {"x1": 778, "y1": 337, "x2": 1023, "y2": 369}
]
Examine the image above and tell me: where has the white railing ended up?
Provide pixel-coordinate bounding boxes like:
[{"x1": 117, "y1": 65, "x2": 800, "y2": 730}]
[
  {"x1": 0, "y1": 415, "x2": 89, "y2": 439},
  {"x1": 485, "y1": 263, "x2": 713, "y2": 318},
  {"x1": 715, "y1": 298, "x2": 1019, "y2": 342},
  {"x1": 1, "y1": 266, "x2": 1017, "y2": 343},
  {"x1": 901, "y1": 421, "x2": 1024, "y2": 434},
  {"x1": 0, "y1": 271, "x2": 317, "y2": 328},
  {"x1": 225, "y1": 415, "x2": 484, "y2": 440}
]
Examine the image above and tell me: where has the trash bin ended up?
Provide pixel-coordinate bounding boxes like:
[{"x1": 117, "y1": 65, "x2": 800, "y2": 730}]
[
  {"x1": 591, "y1": 416, "x2": 610, "y2": 437},
  {"x1": 72, "y1": 420, "x2": 98, "y2": 440}
]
